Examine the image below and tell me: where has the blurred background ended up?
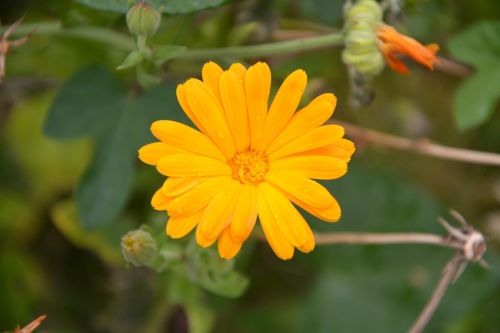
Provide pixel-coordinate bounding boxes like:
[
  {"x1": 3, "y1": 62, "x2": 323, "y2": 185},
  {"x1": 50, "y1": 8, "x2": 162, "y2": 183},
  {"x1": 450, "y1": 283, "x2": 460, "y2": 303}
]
[{"x1": 1, "y1": 0, "x2": 500, "y2": 332}]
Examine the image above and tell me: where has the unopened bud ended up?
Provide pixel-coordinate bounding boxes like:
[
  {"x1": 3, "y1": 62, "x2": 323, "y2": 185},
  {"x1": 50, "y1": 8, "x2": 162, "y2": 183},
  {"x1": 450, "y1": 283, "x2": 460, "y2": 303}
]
[
  {"x1": 126, "y1": 1, "x2": 161, "y2": 36},
  {"x1": 342, "y1": 0, "x2": 384, "y2": 78},
  {"x1": 121, "y1": 229, "x2": 157, "y2": 267}
]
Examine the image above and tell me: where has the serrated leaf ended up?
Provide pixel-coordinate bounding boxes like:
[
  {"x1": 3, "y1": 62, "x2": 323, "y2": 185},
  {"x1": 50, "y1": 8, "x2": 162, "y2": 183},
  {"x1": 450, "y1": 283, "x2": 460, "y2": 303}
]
[
  {"x1": 453, "y1": 67, "x2": 500, "y2": 130},
  {"x1": 152, "y1": 45, "x2": 187, "y2": 64},
  {"x1": 75, "y1": 0, "x2": 230, "y2": 14},
  {"x1": 44, "y1": 65, "x2": 125, "y2": 138},
  {"x1": 448, "y1": 20, "x2": 500, "y2": 68},
  {"x1": 117, "y1": 50, "x2": 144, "y2": 70}
]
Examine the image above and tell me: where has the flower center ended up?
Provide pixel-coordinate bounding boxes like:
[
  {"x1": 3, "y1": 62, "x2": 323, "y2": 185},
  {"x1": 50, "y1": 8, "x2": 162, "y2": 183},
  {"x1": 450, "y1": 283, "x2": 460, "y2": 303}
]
[{"x1": 228, "y1": 150, "x2": 269, "y2": 185}]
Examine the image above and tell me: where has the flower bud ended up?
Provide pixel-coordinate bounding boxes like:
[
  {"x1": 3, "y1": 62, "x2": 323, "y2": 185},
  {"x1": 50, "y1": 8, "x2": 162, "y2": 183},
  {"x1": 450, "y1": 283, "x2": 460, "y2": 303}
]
[
  {"x1": 126, "y1": 1, "x2": 161, "y2": 36},
  {"x1": 342, "y1": 0, "x2": 384, "y2": 78},
  {"x1": 121, "y1": 229, "x2": 157, "y2": 267}
]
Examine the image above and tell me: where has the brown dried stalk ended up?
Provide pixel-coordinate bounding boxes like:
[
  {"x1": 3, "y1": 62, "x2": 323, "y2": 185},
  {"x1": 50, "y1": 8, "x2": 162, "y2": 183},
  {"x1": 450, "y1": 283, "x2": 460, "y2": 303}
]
[
  {"x1": 0, "y1": 17, "x2": 32, "y2": 83},
  {"x1": 12, "y1": 315, "x2": 46, "y2": 333},
  {"x1": 336, "y1": 121, "x2": 500, "y2": 167}
]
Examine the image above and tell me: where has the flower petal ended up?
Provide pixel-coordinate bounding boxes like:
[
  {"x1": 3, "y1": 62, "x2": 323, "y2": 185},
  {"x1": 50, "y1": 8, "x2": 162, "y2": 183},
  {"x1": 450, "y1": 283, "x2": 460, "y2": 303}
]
[
  {"x1": 229, "y1": 63, "x2": 247, "y2": 79},
  {"x1": 230, "y1": 184, "x2": 258, "y2": 242},
  {"x1": 256, "y1": 69, "x2": 307, "y2": 151},
  {"x1": 176, "y1": 83, "x2": 206, "y2": 133},
  {"x1": 151, "y1": 187, "x2": 171, "y2": 211},
  {"x1": 157, "y1": 154, "x2": 231, "y2": 178},
  {"x1": 267, "y1": 94, "x2": 336, "y2": 153},
  {"x1": 199, "y1": 180, "x2": 240, "y2": 240},
  {"x1": 259, "y1": 182, "x2": 314, "y2": 249},
  {"x1": 289, "y1": 195, "x2": 341, "y2": 223},
  {"x1": 266, "y1": 171, "x2": 335, "y2": 209},
  {"x1": 138, "y1": 142, "x2": 185, "y2": 165},
  {"x1": 257, "y1": 188, "x2": 295, "y2": 260},
  {"x1": 167, "y1": 176, "x2": 232, "y2": 217},
  {"x1": 270, "y1": 155, "x2": 347, "y2": 180},
  {"x1": 162, "y1": 177, "x2": 207, "y2": 197},
  {"x1": 196, "y1": 224, "x2": 217, "y2": 248},
  {"x1": 184, "y1": 79, "x2": 236, "y2": 157},
  {"x1": 151, "y1": 120, "x2": 225, "y2": 161},
  {"x1": 220, "y1": 70, "x2": 250, "y2": 151},
  {"x1": 296, "y1": 138, "x2": 355, "y2": 163},
  {"x1": 245, "y1": 62, "x2": 271, "y2": 149},
  {"x1": 218, "y1": 227, "x2": 243, "y2": 259},
  {"x1": 268, "y1": 125, "x2": 345, "y2": 160},
  {"x1": 166, "y1": 210, "x2": 203, "y2": 238},
  {"x1": 202, "y1": 61, "x2": 223, "y2": 98}
]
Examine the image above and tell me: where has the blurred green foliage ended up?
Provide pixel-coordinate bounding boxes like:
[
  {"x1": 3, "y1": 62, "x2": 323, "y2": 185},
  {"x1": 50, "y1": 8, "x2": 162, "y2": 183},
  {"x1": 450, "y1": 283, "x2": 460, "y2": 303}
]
[{"x1": 1, "y1": 0, "x2": 500, "y2": 332}]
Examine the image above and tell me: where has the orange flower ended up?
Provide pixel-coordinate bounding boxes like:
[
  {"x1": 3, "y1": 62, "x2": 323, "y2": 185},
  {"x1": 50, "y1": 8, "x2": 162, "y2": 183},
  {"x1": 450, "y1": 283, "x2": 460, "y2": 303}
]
[
  {"x1": 376, "y1": 25, "x2": 439, "y2": 74},
  {"x1": 139, "y1": 62, "x2": 355, "y2": 260}
]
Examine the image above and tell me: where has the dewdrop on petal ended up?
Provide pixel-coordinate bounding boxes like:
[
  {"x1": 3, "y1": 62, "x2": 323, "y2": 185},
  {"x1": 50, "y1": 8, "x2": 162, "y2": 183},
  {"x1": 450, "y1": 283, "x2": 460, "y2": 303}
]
[
  {"x1": 126, "y1": 1, "x2": 161, "y2": 36},
  {"x1": 121, "y1": 229, "x2": 157, "y2": 267}
]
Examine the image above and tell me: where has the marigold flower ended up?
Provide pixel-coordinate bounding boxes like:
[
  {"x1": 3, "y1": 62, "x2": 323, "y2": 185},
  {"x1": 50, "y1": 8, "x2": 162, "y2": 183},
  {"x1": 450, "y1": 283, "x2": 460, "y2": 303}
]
[
  {"x1": 376, "y1": 25, "x2": 440, "y2": 74},
  {"x1": 139, "y1": 62, "x2": 355, "y2": 260}
]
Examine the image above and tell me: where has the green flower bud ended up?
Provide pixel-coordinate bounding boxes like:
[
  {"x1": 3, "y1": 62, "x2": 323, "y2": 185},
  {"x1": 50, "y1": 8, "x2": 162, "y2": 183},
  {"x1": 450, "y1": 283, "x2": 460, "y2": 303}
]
[
  {"x1": 121, "y1": 229, "x2": 157, "y2": 267},
  {"x1": 126, "y1": 1, "x2": 161, "y2": 36},
  {"x1": 342, "y1": 0, "x2": 384, "y2": 78}
]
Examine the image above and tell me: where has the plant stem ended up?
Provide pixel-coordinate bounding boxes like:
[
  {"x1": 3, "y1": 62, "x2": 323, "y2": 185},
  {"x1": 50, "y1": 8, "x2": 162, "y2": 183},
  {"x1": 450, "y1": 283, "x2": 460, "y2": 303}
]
[
  {"x1": 337, "y1": 121, "x2": 500, "y2": 167},
  {"x1": 408, "y1": 253, "x2": 464, "y2": 333},
  {"x1": 315, "y1": 232, "x2": 463, "y2": 250},
  {"x1": 181, "y1": 32, "x2": 344, "y2": 60}
]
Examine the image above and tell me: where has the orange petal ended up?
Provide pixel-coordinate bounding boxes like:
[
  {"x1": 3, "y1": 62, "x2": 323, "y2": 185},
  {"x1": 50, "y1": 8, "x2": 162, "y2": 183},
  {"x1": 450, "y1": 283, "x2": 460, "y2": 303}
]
[
  {"x1": 256, "y1": 69, "x2": 307, "y2": 151},
  {"x1": 167, "y1": 176, "x2": 232, "y2": 217},
  {"x1": 266, "y1": 171, "x2": 336, "y2": 209},
  {"x1": 151, "y1": 120, "x2": 225, "y2": 161},
  {"x1": 258, "y1": 182, "x2": 314, "y2": 250},
  {"x1": 267, "y1": 94, "x2": 336, "y2": 153},
  {"x1": 245, "y1": 62, "x2": 271, "y2": 149},
  {"x1": 268, "y1": 125, "x2": 345, "y2": 160},
  {"x1": 166, "y1": 210, "x2": 203, "y2": 238},
  {"x1": 202, "y1": 61, "x2": 223, "y2": 98},
  {"x1": 230, "y1": 184, "x2": 258, "y2": 242},
  {"x1": 219, "y1": 70, "x2": 250, "y2": 151},
  {"x1": 270, "y1": 155, "x2": 347, "y2": 180},
  {"x1": 184, "y1": 79, "x2": 236, "y2": 157},
  {"x1": 257, "y1": 188, "x2": 295, "y2": 260},
  {"x1": 138, "y1": 142, "x2": 185, "y2": 165},
  {"x1": 162, "y1": 177, "x2": 206, "y2": 197},
  {"x1": 218, "y1": 227, "x2": 243, "y2": 259},
  {"x1": 156, "y1": 154, "x2": 231, "y2": 178}
]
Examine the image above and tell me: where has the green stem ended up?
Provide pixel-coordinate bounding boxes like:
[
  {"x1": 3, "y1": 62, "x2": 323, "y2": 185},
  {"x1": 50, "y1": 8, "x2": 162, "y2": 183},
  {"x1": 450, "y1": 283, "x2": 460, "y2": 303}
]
[
  {"x1": 181, "y1": 32, "x2": 345, "y2": 59},
  {"x1": 2, "y1": 21, "x2": 344, "y2": 60}
]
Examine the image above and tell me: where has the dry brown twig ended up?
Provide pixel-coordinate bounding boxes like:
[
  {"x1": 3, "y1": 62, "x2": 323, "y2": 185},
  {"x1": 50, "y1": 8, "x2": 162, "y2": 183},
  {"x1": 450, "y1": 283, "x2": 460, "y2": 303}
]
[
  {"x1": 12, "y1": 315, "x2": 46, "y2": 333},
  {"x1": 0, "y1": 17, "x2": 32, "y2": 84},
  {"x1": 314, "y1": 209, "x2": 487, "y2": 333},
  {"x1": 335, "y1": 121, "x2": 500, "y2": 167}
]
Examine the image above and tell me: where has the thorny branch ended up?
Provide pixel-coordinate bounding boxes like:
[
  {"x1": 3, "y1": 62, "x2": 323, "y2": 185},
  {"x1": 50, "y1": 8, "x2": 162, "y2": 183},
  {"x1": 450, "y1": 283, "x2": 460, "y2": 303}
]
[{"x1": 336, "y1": 121, "x2": 500, "y2": 167}]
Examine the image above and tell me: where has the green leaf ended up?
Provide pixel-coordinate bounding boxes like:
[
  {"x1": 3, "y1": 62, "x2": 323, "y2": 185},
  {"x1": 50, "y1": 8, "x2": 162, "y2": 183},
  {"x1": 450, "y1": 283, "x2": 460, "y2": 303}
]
[
  {"x1": 137, "y1": 66, "x2": 161, "y2": 89},
  {"x1": 117, "y1": 50, "x2": 144, "y2": 70},
  {"x1": 44, "y1": 65, "x2": 125, "y2": 138},
  {"x1": 152, "y1": 45, "x2": 187, "y2": 65},
  {"x1": 186, "y1": 244, "x2": 249, "y2": 298},
  {"x1": 76, "y1": 108, "x2": 137, "y2": 229},
  {"x1": 453, "y1": 67, "x2": 500, "y2": 130},
  {"x1": 448, "y1": 20, "x2": 500, "y2": 68},
  {"x1": 75, "y1": 0, "x2": 230, "y2": 14},
  {"x1": 7, "y1": 92, "x2": 92, "y2": 201},
  {"x1": 51, "y1": 200, "x2": 123, "y2": 264}
]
